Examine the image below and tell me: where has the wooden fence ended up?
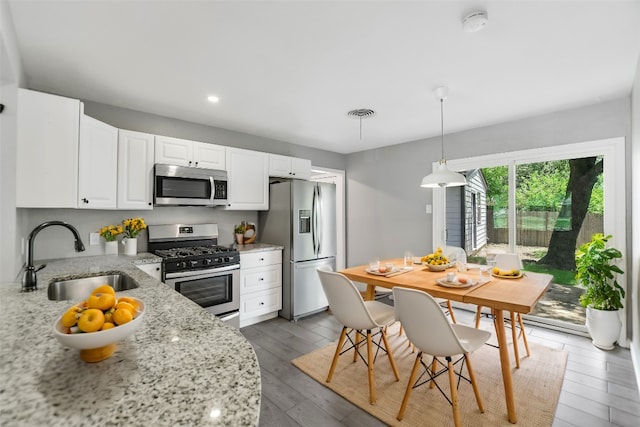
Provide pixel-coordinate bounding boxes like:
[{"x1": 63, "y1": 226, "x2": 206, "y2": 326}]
[{"x1": 486, "y1": 208, "x2": 603, "y2": 247}]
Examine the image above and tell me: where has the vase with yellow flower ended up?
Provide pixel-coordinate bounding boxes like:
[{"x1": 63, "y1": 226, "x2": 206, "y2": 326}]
[
  {"x1": 99, "y1": 224, "x2": 123, "y2": 255},
  {"x1": 121, "y1": 217, "x2": 147, "y2": 256}
]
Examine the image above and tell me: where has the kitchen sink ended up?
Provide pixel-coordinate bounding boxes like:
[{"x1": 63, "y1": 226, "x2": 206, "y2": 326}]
[{"x1": 48, "y1": 273, "x2": 139, "y2": 301}]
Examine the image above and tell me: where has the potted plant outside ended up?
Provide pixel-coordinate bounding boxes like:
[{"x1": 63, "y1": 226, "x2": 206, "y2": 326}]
[
  {"x1": 576, "y1": 233, "x2": 625, "y2": 350},
  {"x1": 234, "y1": 224, "x2": 246, "y2": 245}
]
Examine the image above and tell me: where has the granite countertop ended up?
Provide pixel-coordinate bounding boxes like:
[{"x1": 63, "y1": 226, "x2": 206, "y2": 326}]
[
  {"x1": 235, "y1": 242, "x2": 284, "y2": 254},
  {"x1": 0, "y1": 253, "x2": 261, "y2": 426}
]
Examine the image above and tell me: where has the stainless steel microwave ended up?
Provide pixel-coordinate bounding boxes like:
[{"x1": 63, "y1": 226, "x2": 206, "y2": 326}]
[{"x1": 154, "y1": 164, "x2": 228, "y2": 207}]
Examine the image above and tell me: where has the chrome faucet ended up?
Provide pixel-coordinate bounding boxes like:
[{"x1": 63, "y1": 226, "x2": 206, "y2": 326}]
[{"x1": 22, "y1": 221, "x2": 86, "y2": 292}]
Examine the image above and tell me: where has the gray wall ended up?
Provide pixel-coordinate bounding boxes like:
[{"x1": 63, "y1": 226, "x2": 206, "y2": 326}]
[
  {"x1": 0, "y1": 0, "x2": 26, "y2": 282},
  {"x1": 631, "y1": 55, "x2": 640, "y2": 355},
  {"x1": 83, "y1": 101, "x2": 346, "y2": 171},
  {"x1": 345, "y1": 97, "x2": 632, "y2": 270}
]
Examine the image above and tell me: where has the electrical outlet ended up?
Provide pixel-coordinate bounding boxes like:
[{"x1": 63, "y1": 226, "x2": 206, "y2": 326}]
[
  {"x1": 425, "y1": 204, "x2": 432, "y2": 214},
  {"x1": 89, "y1": 232, "x2": 100, "y2": 246}
]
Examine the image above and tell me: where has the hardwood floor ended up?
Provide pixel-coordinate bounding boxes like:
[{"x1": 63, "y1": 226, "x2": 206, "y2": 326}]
[{"x1": 240, "y1": 304, "x2": 639, "y2": 427}]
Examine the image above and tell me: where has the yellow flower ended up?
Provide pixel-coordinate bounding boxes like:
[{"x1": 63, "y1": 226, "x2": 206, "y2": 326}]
[
  {"x1": 123, "y1": 217, "x2": 147, "y2": 238},
  {"x1": 99, "y1": 224, "x2": 123, "y2": 242}
]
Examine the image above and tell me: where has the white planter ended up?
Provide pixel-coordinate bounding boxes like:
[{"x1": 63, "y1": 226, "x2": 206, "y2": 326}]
[
  {"x1": 586, "y1": 306, "x2": 621, "y2": 350},
  {"x1": 122, "y1": 237, "x2": 138, "y2": 256},
  {"x1": 104, "y1": 240, "x2": 118, "y2": 255}
]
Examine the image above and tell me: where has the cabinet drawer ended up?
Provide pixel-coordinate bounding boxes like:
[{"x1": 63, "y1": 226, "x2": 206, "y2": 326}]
[
  {"x1": 240, "y1": 265, "x2": 281, "y2": 294},
  {"x1": 240, "y1": 250, "x2": 282, "y2": 269},
  {"x1": 240, "y1": 288, "x2": 282, "y2": 318}
]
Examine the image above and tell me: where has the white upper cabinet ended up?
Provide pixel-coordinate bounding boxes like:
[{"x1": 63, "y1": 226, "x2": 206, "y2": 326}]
[
  {"x1": 268, "y1": 154, "x2": 311, "y2": 180},
  {"x1": 225, "y1": 148, "x2": 269, "y2": 210},
  {"x1": 193, "y1": 141, "x2": 226, "y2": 170},
  {"x1": 78, "y1": 114, "x2": 119, "y2": 209},
  {"x1": 16, "y1": 89, "x2": 80, "y2": 208},
  {"x1": 117, "y1": 130, "x2": 155, "y2": 210},
  {"x1": 155, "y1": 135, "x2": 225, "y2": 170}
]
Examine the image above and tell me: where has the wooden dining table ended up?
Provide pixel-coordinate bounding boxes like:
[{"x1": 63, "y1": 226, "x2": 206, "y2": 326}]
[{"x1": 339, "y1": 259, "x2": 552, "y2": 424}]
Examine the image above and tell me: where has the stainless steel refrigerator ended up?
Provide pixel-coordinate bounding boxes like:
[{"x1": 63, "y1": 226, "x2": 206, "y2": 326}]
[{"x1": 259, "y1": 180, "x2": 336, "y2": 320}]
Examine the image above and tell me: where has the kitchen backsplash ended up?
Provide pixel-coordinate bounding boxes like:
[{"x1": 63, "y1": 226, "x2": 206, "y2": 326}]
[{"x1": 19, "y1": 207, "x2": 258, "y2": 262}]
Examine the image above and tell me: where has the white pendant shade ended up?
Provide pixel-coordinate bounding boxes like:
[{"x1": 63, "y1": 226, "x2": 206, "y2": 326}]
[
  {"x1": 421, "y1": 161, "x2": 467, "y2": 188},
  {"x1": 420, "y1": 86, "x2": 467, "y2": 189}
]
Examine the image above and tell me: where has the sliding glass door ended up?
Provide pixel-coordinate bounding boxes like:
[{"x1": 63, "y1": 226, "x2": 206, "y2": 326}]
[{"x1": 434, "y1": 138, "x2": 626, "y2": 338}]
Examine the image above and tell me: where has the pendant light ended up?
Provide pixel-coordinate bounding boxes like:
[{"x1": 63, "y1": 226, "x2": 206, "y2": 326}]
[{"x1": 420, "y1": 87, "x2": 467, "y2": 188}]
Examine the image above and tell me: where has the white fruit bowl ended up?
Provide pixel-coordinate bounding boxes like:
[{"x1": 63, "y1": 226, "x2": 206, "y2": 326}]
[
  {"x1": 423, "y1": 263, "x2": 451, "y2": 272},
  {"x1": 53, "y1": 297, "x2": 145, "y2": 350}
]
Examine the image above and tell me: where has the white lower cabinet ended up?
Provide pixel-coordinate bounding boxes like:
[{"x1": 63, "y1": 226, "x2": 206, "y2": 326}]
[
  {"x1": 135, "y1": 262, "x2": 162, "y2": 281},
  {"x1": 239, "y1": 250, "x2": 282, "y2": 327}
]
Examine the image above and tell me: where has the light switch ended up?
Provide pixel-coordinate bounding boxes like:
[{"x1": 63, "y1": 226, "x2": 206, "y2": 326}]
[
  {"x1": 425, "y1": 204, "x2": 432, "y2": 214},
  {"x1": 89, "y1": 232, "x2": 100, "y2": 246}
]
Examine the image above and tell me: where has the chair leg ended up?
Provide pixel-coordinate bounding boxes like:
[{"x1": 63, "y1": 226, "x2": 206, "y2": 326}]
[
  {"x1": 353, "y1": 330, "x2": 360, "y2": 363},
  {"x1": 381, "y1": 327, "x2": 400, "y2": 381},
  {"x1": 397, "y1": 351, "x2": 423, "y2": 421},
  {"x1": 429, "y1": 357, "x2": 438, "y2": 389},
  {"x1": 399, "y1": 324, "x2": 403, "y2": 336},
  {"x1": 327, "y1": 327, "x2": 348, "y2": 383},
  {"x1": 518, "y1": 313, "x2": 531, "y2": 357},
  {"x1": 511, "y1": 311, "x2": 521, "y2": 368},
  {"x1": 366, "y1": 330, "x2": 376, "y2": 404},
  {"x1": 475, "y1": 305, "x2": 482, "y2": 328},
  {"x1": 447, "y1": 357, "x2": 462, "y2": 427},
  {"x1": 464, "y1": 353, "x2": 484, "y2": 413},
  {"x1": 447, "y1": 300, "x2": 457, "y2": 324}
]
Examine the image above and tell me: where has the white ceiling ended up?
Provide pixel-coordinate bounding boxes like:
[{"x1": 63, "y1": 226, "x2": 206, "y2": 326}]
[{"x1": 7, "y1": 1, "x2": 640, "y2": 154}]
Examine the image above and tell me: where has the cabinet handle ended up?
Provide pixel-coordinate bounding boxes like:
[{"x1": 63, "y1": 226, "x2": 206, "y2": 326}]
[
  {"x1": 195, "y1": 161, "x2": 199, "y2": 167},
  {"x1": 259, "y1": 302, "x2": 265, "y2": 306},
  {"x1": 259, "y1": 258, "x2": 264, "y2": 261},
  {"x1": 148, "y1": 202, "x2": 152, "y2": 206},
  {"x1": 81, "y1": 198, "x2": 89, "y2": 204},
  {"x1": 259, "y1": 277, "x2": 264, "y2": 281},
  {"x1": 188, "y1": 160, "x2": 192, "y2": 166}
]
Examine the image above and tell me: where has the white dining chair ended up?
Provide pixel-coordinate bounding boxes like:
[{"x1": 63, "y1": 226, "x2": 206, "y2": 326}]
[
  {"x1": 317, "y1": 268, "x2": 400, "y2": 404},
  {"x1": 474, "y1": 252, "x2": 531, "y2": 368},
  {"x1": 393, "y1": 286, "x2": 491, "y2": 426}
]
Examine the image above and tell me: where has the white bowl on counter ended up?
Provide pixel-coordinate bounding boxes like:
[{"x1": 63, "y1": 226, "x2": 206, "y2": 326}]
[{"x1": 53, "y1": 297, "x2": 145, "y2": 350}]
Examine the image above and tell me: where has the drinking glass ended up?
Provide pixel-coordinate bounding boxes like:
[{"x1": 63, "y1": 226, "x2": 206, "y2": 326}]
[
  {"x1": 486, "y1": 252, "x2": 497, "y2": 268},
  {"x1": 369, "y1": 258, "x2": 380, "y2": 271},
  {"x1": 403, "y1": 251, "x2": 414, "y2": 268}
]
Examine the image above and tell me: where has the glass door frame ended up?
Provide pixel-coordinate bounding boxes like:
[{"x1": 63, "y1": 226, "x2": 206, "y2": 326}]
[{"x1": 432, "y1": 137, "x2": 627, "y2": 343}]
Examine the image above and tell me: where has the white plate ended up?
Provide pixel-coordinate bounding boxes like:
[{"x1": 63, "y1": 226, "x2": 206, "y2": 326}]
[
  {"x1": 366, "y1": 267, "x2": 401, "y2": 276},
  {"x1": 492, "y1": 272, "x2": 524, "y2": 279},
  {"x1": 436, "y1": 277, "x2": 477, "y2": 288}
]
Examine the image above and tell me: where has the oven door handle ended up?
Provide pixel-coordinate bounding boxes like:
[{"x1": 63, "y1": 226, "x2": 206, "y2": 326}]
[{"x1": 165, "y1": 264, "x2": 240, "y2": 279}]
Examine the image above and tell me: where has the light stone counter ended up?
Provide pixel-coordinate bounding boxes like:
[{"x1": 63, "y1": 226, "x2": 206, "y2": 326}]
[
  {"x1": 235, "y1": 242, "x2": 284, "y2": 254},
  {"x1": 0, "y1": 254, "x2": 261, "y2": 426}
]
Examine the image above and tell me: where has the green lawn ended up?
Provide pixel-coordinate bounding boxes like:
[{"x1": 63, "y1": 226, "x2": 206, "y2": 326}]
[{"x1": 522, "y1": 263, "x2": 577, "y2": 286}]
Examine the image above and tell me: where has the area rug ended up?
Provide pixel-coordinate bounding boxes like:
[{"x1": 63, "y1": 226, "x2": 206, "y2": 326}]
[{"x1": 292, "y1": 324, "x2": 567, "y2": 426}]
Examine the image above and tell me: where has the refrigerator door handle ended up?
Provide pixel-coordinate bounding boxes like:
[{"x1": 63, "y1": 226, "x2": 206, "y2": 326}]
[
  {"x1": 316, "y1": 184, "x2": 323, "y2": 255},
  {"x1": 311, "y1": 184, "x2": 318, "y2": 256}
]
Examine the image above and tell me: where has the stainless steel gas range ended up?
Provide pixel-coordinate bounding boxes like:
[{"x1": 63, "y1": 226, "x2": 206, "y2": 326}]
[{"x1": 148, "y1": 223, "x2": 240, "y2": 328}]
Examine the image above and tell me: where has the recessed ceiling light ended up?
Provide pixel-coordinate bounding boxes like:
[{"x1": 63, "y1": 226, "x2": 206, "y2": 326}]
[
  {"x1": 462, "y1": 10, "x2": 488, "y2": 33},
  {"x1": 207, "y1": 95, "x2": 219, "y2": 103}
]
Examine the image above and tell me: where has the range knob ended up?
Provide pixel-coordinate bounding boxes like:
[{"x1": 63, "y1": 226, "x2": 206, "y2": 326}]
[
  {"x1": 204, "y1": 258, "x2": 213, "y2": 265},
  {"x1": 214, "y1": 257, "x2": 221, "y2": 264},
  {"x1": 178, "y1": 261, "x2": 187, "y2": 269},
  {"x1": 224, "y1": 257, "x2": 232, "y2": 263},
  {"x1": 189, "y1": 260, "x2": 198, "y2": 267}
]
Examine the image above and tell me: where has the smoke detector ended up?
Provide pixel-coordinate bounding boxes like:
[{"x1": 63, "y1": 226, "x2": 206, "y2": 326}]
[{"x1": 462, "y1": 10, "x2": 488, "y2": 33}]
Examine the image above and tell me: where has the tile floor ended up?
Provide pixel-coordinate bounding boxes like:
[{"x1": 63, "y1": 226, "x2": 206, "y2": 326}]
[{"x1": 241, "y1": 305, "x2": 639, "y2": 427}]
